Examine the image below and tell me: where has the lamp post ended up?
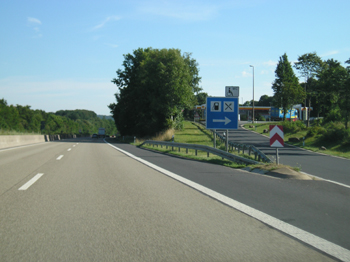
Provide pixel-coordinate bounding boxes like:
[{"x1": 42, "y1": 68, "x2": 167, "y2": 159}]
[{"x1": 250, "y1": 65, "x2": 255, "y2": 123}]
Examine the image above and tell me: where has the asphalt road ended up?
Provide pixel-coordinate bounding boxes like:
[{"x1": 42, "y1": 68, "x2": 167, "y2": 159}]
[
  {"x1": 219, "y1": 124, "x2": 350, "y2": 186},
  {"x1": 0, "y1": 138, "x2": 345, "y2": 261}
]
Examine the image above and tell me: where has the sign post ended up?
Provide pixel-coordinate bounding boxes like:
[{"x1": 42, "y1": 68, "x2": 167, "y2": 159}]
[{"x1": 270, "y1": 125, "x2": 284, "y2": 164}]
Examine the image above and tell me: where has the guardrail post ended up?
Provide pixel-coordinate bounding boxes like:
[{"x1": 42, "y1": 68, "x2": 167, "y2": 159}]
[
  {"x1": 255, "y1": 152, "x2": 257, "y2": 160},
  {"x1": 178, "y1": 147, "x2": 180, "y2": 152},
  {"x1": 195, "y1": 149, "x2": 197, "y2": 156},
  {"x1": 207, "y1": 152, "x2": 209, "y2": 157},
  {"x1": 186, "y1": 148, "x2": 188, "y2": 154}
]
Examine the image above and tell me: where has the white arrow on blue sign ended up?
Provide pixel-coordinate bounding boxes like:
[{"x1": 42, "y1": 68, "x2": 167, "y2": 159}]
[{"x1": 206, "y1": 97, "x2": 239, "y2": 130}]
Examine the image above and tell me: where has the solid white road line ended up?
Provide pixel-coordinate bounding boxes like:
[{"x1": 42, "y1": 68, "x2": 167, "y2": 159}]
[
  {"x1": 105, "y1": 140, "x2": 350, "y2": 262},
  {"x1": 56, "y1": 155, "x2": 64, "y2": 160},
  {"x1": 18, "y1": 173, "x2": 44, "y2": 190},
  {"x1": 301, "y1": 171, "x2": 350, "y2": 189}
]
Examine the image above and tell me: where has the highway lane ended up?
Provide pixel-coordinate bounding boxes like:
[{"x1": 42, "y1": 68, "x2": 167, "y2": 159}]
[
  {"x1": 0, "y1": 140, "x2": 81, "y2": 196},
  {"x1": 220, "y1": 126, "x2": 350, "y2": 186},
  {"x1": 0, "y1": 138, "x2": 338, "y2": 261},
  {"x1": 110, "y1": 141, "x2": 350, "y2": 253}
]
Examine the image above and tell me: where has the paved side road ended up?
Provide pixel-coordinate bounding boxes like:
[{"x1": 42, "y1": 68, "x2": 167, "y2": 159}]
[
  {"x1": 223, "y1": 126, "x2": 350, "y2": 186},
  {"x1": 0, "y1": 138, "x2": 339, "y2": 261}
]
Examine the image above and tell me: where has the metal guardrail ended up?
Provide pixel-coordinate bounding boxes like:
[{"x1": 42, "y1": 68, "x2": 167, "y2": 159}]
[
  {"x1": 214, "y1": 131, "x2": 272, "y2": 163},
  {"x1": 194, "y1": 121, "x2": 272, "y2": 163},
  {"x1": 139, "y1": 140, "x2": 261, "y2": 165}
]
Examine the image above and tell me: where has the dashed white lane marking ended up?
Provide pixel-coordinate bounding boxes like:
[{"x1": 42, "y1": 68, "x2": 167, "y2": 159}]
[
  {"x1": 18, "y1": 173, "x2": 44, "y2": 190},
  {"x1": 73, "y1": 145, "x2": 76, "y2": 147},
  {"x1": 67, "y1": 148, "x2": 71, "y2": 151},
  {"x1": 56, "y1": 155, "x2": 64, "y2": 160},
  {"x1": 105, "y1": 140, "x2": 350, "y2": 262}
]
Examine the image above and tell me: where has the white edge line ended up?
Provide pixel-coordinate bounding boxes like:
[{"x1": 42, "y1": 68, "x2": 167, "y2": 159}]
[
  {"x1": 56, "y1": 155, "x2": 64, "y2": 160},
  {"x1": 301, "y1": 172, "x2": 350, "y2": 189},
  {"x1": 105, "y1": 140, "x2": 350, "y2": 262},
  {"x1": 18, "y1": 173, "x2": 44, "y2": 190}
]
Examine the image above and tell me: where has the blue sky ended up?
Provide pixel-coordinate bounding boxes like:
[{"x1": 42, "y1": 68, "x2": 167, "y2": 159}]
[{"x1": 1, "y1": 0, "x2": 349, "y2": 115}]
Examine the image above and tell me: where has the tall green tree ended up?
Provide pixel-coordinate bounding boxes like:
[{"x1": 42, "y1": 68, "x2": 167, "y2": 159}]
[
  {"x1": 294, "y1": 53, "x2": 324, "y2": 125},
  {"x1": 317, "y1": 59, "x2": 347, "y2": 119},
  {"x1": 109, "y1": 48, "x2": 201, "y2": 137},
  {"x1": 339, "y1": 59, "x2": 350, "y2": 128},
  {"x1": 272, "y1": 53, "x2": 305, "y2": 120}
]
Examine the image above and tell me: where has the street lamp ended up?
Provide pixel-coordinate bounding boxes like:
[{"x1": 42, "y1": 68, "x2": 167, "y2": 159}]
[{"x1": 250, "y1": 65, "x2": 255, "y2": 123}]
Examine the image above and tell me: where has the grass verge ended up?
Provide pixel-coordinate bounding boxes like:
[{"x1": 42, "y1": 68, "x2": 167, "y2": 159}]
[{"x1": 108, "y1": 121, "x2": 264, "y2": 169}]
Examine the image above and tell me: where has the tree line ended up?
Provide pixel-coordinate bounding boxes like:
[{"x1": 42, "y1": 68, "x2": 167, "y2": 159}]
[
  {"x1": 272, "y1": 52, "x2": 350, "y2": 128},
  {"x1": 0, "y1": 99, "x2": 117, "y2": 135}
]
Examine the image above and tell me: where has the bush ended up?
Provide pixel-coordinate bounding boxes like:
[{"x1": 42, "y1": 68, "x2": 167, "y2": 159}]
[
  {"x1": 282, "y1": 120, "x2": 306, "y2": 134},
  {"x1": 173, "y1": 112, "x2": 184, "y2": 131},
  {"x1": 318, "y1": 122, "x2": 349, "y2": 143},
  {"x1": 307, "y1": 126, "x2": 326, "y2": 137},
  {"x1": 324, "y1": 108, "x2": 342, "y2": 123},
  {"x1": 257, "y1": 114, "x2": 266, "y2": 121}
]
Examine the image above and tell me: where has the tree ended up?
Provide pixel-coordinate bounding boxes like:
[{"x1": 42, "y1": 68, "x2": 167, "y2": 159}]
[
  {"x1": 272, "y1": 53, "x2": 305, "y2": 120},
  {"x1": 256, "y1": 95, "x2": 274, "y2": 106},
  {"x1": 339, "y1": 58, "x2": 350, "y2": 128},
  {"x1": 294, "y1": 52, "x2": 324, "y2": 125},
  {"x1": 109, "y1": 48, "x2": 201, "y2": 137},
  {"x1": 317, "y1": 59, "x2": 348, "y2": 119}
]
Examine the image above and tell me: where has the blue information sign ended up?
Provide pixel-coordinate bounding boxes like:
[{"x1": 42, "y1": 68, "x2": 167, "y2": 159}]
[{"x1": 206, "y1": 97, "x2": 239, "y2": 129}]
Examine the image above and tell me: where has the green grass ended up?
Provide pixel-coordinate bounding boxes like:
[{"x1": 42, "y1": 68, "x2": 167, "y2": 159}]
[
  {"x1": 244, "y1": 122, "x2": 350, "y2": 159},
  {"x1": 107, "y1": 121, "x2": 257, "y2": 168}
]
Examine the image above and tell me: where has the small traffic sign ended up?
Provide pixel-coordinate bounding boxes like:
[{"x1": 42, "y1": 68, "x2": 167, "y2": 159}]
[
  {"x1": 206, "y1": 97, "x2": 238, "y2": 129},
  {"x1": 270, "y1": 125, "x2": 284, "y2": 147},
  {"x1": 225, "y1": 86, "x2": 239, "y2": 97}
]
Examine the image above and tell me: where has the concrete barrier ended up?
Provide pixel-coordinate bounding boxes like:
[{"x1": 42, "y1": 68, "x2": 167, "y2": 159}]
[
  {"x1": 0, "y1": 134, "x2": 76, "y2": 150},
  {"x1": 0, "y1": 135, "x2": 47, "y2": 150}
]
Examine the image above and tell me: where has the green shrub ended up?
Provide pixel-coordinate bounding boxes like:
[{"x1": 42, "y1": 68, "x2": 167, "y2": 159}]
[
  {"x1": 282, "y1": 120, "x2": 306, "y2": 134},
  {"x1": 324, "y1": 108, "x2": 342, "y2": 123},
  {"x1": 307, "y1": 126, "x2": 326, "y2": 137},
  {"x1": 319, "y1": 122, "x2": 350, "y2": 143},
  {"x1": 257, "y1": 114, "x2": 266, "y2": 121}
]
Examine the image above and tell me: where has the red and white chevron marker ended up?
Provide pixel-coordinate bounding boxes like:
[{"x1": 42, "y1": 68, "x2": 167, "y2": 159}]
[{"x1": 270, "y1": 125, "x2": 284, "y2": 147}]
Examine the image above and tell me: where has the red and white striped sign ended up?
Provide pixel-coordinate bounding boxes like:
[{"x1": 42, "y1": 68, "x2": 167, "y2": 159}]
[{"x1": 270, "y1": 125, "x2": 284, "y2": 147}]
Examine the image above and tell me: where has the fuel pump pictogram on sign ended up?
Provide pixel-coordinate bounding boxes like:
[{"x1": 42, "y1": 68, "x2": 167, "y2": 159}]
[{"x1": 211, "y1": 101, "x2": 221, "y2": 112}]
